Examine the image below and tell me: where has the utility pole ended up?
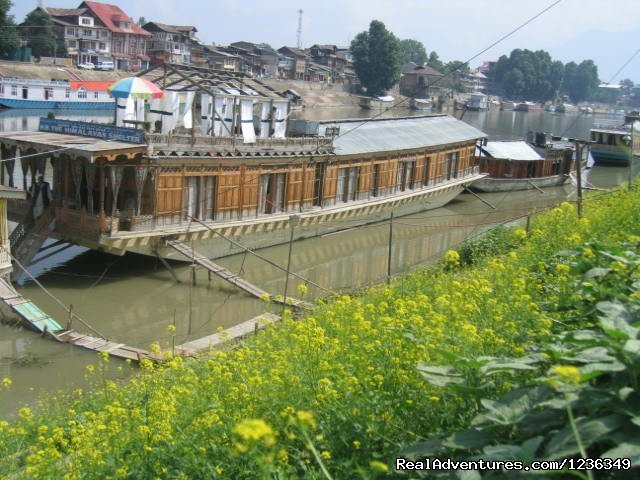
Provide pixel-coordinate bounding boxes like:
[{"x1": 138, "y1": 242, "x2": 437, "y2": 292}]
[
  {"x1": 575, "y1": 141, "x2": 583, "y2": 219},
  {"x1": 296, "y1": 9, "x2": 303, "y2": 49}
]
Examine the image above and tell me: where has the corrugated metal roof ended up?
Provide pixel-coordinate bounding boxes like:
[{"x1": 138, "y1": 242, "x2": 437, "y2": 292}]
[
  {"x1": 320, "y1": 115, "x2": 486, "y2": 156},
  {"x1": 481, "y1": 141, "x2": 542, "y2": 161}
]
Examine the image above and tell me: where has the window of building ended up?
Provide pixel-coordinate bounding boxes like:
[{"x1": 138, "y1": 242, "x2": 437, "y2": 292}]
[
  {"x1": 445, "y1": 152, "x2": 459, "y2": 180},
  {"x1": 94, "y1": 91, "x2": 99, "y2": 99},
  {"x1": 66, "y1": 27, "x2": 75, "y2": 35},
  {"x1": 68, "y1": 40, "x2": 77, "y2": 48},
  {"x1": 81, "y1": 17, "x2": 91, "y2": 25},
  {"x1": 336, "y1": 167, "x2": 359, "y2": 202},
  {"x1": 10, "y1": 85, "x2": 17, "y2": 96},
  {"x1": 259, "y1": 173, "x2": 286, "y2": 214},
  {"x1": 65, "y1": 88, "x2": 70, "y2": 98},
  {"x1": 101, "y1": 30, "x2": 108, "y2": 38},
  {"x1": 99, "y1": 42, "x2": 106, "y2": 51},
  {"x1": 77, "y1": 87, "x2": 87, "y2": 99},
  {"x1": 0, "y1": 84, "x2": 3, "y2": 95},
  {"x1": 83, "y1": 29, "x2": 92, "y2": 36},
  {"x1": 396, "y1": 160, "x2": 416, "y2": 191},
  {"x1": 423, "y1": 156, "x2": 432, "y2": 186},
  {"x1": 44, "y1": 87, "x2": 54, "y2": 100}
]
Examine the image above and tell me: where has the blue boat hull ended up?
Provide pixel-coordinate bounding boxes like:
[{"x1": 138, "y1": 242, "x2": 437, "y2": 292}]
[{"x1": 0, "y1": 98, "x2": 115, "y2": 110}]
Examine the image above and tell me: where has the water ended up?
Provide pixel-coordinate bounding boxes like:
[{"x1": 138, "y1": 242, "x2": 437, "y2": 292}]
[{"x1": 0, "y1": 107, "x2": 634, "y2": 416}]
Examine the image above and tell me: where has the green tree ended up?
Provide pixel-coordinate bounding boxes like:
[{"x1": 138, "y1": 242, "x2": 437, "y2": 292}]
[
  {"x1": 137, "y1": 16, "x2": 146, "y2": 27},
  {"x1": 562, "y1": 59, "x2": 599, "y2": 102},
  {"x1": 443, "y1": 60, "x2": 470, "y2": 92},
  {"x1": 426, "y1": 51, "x2": 444, "y2": 72},
  {"x1": 0, "y1": 0, "x2": 18, "y2": 58},
  {"x1": 399, "y1": 38, "x2": 427, "y2": 65},
  {"x1": 20, "y1": 8, "x2": 64, "y2": 58},
  {"x1": 350, "y1": 20, "x2": 401, "y2": 96}
]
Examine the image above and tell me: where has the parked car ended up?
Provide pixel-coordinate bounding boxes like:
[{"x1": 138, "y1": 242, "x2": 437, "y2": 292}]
[
  {"x1": 97, "y1": 61, "x2": 114, "y2": 71},
  {"x1": 78, "y1": 62, "x2": 95, "y2": 70}
]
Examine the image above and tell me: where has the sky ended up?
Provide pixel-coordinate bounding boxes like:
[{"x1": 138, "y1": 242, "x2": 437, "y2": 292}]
[{"x1": 10, "y1": 0, "x2": 640, "y2": 83}]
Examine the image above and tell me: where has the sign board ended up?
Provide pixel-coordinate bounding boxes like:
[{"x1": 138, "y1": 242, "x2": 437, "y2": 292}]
[{"x1": 39, "y1": 118, "x2": 145, "y2": 144}]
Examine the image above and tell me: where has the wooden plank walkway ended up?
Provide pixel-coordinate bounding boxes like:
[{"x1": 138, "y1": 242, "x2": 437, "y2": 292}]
[
  {"x1": 175, "y1": 312, "x2": 280, "y2": 355},
  {"x1": 166, "y1": 239, "x2": 313, "y2": 310},
  {"x1": 0, "y1": 277, "x2": 155, "y2": 362}
]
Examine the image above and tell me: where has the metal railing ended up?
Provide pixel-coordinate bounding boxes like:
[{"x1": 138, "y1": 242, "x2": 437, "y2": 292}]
[{"x1": 145, "y1": 133, "x2": 334, "y2": 152}]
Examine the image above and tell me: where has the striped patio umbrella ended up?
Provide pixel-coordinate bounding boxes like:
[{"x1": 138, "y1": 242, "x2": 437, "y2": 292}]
[{"x1": 107, "y1": 77, "x2": 164, "y2": 100}]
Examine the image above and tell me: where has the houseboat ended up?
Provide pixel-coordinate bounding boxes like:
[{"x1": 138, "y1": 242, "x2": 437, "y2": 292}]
[
  {"x1": 466, "y1": 93, "x2": 488, "y2": 111},
  {"x1": 357, "y1": 95, "x2": 394, "y2": 110},
  {"x1": 514, "y1": 101, "x2": 541, "y2": 112},
  {"x1": 0, "y1": 77, "x2": 115, "y2": 109},
  {"x1": 0, "y1": 63, "x2": 486, "y2": 263},
  {"x1": 472, "y1": 140, "x2": 575, "y2": 192},
  {"x1": 589, "y1": 117, "x2": 639, "y2": 166},
  {"x1": 409, "y1": 98, "x2": 433, "y2": 110}
]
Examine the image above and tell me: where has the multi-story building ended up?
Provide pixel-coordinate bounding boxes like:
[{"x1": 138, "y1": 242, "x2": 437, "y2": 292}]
[
  {"x1": 203, "y1": 46, "x2": 239, "y2": 72},
  {"x1": 40, "y1": 1, "x2": 150, "y2": 71},
  {"x1": 143, "y1": 22, "x2": 197, "y2": 65},
  {"x1": 230, "y1": 41, "x2": 278, "y2": 78},
  {"x1": 43, "y1": 6, "x2": 112, "y2": 66},
  {"x1": 277, "y1": 46, "x2": 308, "y2": 80}
]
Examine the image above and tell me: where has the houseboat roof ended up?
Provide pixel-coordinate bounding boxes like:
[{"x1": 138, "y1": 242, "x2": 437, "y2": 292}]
[
  {"x1": 480, "y1": 141, "x2": 542, "y2": 161},
  {"x1": 320, "y1": 115, "x2": 486, "y2": 156},
  {"x1": 0, "y1": 130, "x2": 145, "y2": 161}
]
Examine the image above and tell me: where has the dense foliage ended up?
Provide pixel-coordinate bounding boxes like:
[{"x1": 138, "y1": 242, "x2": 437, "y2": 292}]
[
  {"x1": 562, "y1": 60, "x2": 600, "y2": 103},
  {"x1": 20, "y1": 9, "x2": 66, "y2": 59},
  {"x1": 1, "y1": 186, "x2": 640, "y2": 478},
  {"x1": 0, "y1": 0, "x2": 19, "y2": 58},
  {"x1": 491, "y1": 49, "x2": 565, "y2": 102},
  {"x1": 399, "y1": 39, "x2": 427, "y2": 66},
  {"x1": 350, "y1": 20, "x2": 401, "y2": 97}
]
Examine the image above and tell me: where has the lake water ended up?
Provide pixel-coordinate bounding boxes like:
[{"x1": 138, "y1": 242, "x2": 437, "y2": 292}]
[{"x1": 0, "y1": 106, "x2": 634, "y2": 416}]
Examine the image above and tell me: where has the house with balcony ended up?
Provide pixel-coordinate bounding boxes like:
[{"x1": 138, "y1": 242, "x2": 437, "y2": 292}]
[
  {"x1": 42, "y1": 6, "x2": 112, "y2": 66},
  {"x1": 400, "y1": 65, "x2": 444, "y2": 98},
  {"x1": 230, "y1": 41, "x2": 278, "y2": 78},
  {"x1": 277, "y1": 46, "x2": 308, "y2": 80},
  {"x1": 143, "y1": 22, "x2": 197, "y2": 66},
  {"x1": 81, "y1": 2, "x2": 150, "y2": 71},
  {"x1": 40, "y1": 1, "x2": 151, "y2": 71},
  {"x1": 203, "y1": 46, "x2": 239, "y2": 72}
]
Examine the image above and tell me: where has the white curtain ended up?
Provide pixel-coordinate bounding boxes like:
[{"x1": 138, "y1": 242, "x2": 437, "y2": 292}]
[
  {"x1": 135, "y1": 98, "x2": 145, "y2": 123},
  {"x1": 115, "y1": 96, "x2": 136, "y2": 127},
  {"x1": 273, "y1": 101, "x2": 288, "y2": 138},
  {"x1": 212, "y1": 97, "x2": 225, "y2": 136},
  {"x1": 181, "y1": 91, "x2": 196, "y2": 129},
  {"x1": 259, "y1": 102, "x2": 271, "y2": 138},
  {"x1": 200, "y1": 94, "x2": 212, "y2": 136},
  {"x1": 152, "y1": 90, "x2": 179, "y2": 134},
  {"x1": 240, "y1": 99, "x2": 256, "y2": 144},
  {"x1": 223, "y1": 97, "x2": 234, "y2": 136}
]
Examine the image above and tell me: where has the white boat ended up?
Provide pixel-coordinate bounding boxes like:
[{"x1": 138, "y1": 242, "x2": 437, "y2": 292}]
[
  {"x1": 466, "y1": 93, "x2": 488, "y2": 111},
  {"x1": 0, "y1": 77, "x2": 115, "y2": 110},
  {"x1": 409, "y1": 98, "x2": 433, "y2": 110}
]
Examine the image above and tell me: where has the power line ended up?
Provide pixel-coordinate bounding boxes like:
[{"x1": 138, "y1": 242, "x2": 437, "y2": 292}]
[{"x1": 334, "y1": 0, "x2": 563, "y2": 141}]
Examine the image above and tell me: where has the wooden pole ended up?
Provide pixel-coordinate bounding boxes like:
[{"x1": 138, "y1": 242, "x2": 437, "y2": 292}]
[
  {"x1": 575, "y1": 141, "x2": 583, "y2": 219},
  {"x1": 387, "y1": 210, "x2": 394, "y2": 284},
  {"x1": 282, "y1": 215, "x2": 299, "y2": 317}
]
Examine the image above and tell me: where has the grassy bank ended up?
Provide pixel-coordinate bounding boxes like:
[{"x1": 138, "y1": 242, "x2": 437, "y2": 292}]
[{"x1": 1, "y1": 186, "x2": 640, "y2": 479}]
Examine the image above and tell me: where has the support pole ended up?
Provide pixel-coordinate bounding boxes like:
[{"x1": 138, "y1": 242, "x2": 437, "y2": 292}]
[
  {"x1": 464, "y1": 186, "x2": 496, "y2": 209},
  {"x1": 526, "y1": 180, "x2": 545, "y2": 194},
  {"x1": 387, "y1": 210, "x2": 394, "y2": 284},
  {"x1": 575, "y1": 141, "x2": 583, "y2": 219},
  {"x1": 155, "y1": 251, "x2": 181, "y2": 283},
  {"x1": 282, "y1": 215, "x2": 299, "y2": 317}
]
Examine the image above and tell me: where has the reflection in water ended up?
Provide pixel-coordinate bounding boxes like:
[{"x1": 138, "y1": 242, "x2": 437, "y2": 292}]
[{"x1": 0, "y1": 108, "x2": 635, "y2": 415}]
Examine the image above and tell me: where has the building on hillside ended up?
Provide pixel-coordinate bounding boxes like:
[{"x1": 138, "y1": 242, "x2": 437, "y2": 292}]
[
  {"x1": 39, "y1": 1, "x2": 150, "y2": 71},
  {"x1": 400, "y1": 65, "x2": 444, "y2": 98},
  {"x1": 230, "y1": 42, "x2": 278, "y2": 78},
  {"x1": 143, "y1": 22, "x2": 198, "y2": 65},
  {"x1": 219, "y1": 45, "x2": 261, "y2": 76},
  {"x1": 203, "y1": 46, "x2": 239, "y2": 72},
  {"x1": 277, "y1": 46, "x2": 308, "y2": 79}
]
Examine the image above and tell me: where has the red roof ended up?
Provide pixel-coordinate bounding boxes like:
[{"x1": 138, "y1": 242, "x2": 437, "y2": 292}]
[
  {"x1": 80, "y1": 1, "x2": 151, "y2": 36},
  {"x1": 70, "y1": 81, "x2": 112, "y2": 92}
]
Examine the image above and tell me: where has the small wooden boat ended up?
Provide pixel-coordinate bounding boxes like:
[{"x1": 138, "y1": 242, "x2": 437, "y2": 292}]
[
  {"x1": 409, "y1": 98, "x2": 432, "y2": 110},
  {"x1": 472, "y1": 140, "x2": 575, "y2": 192}
]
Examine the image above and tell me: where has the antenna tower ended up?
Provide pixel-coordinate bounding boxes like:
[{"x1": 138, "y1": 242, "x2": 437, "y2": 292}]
[{"x1": 296, "y1": 9, "x2": 303, "y2": 49}]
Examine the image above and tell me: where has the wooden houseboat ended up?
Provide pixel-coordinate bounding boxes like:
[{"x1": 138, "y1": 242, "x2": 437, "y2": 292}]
[
  {"x1": 589, "y1": 117, "x2": 639, "y2": 166},
  {"x1": 472, "y1": 140, "x2": 575, "y2": 192},
  {"x1": 0, "y1": 78, "x2": 115, "y2": 110},
  {"x1": 0, "y1": 64, "x2": 486, "y2": 264}
]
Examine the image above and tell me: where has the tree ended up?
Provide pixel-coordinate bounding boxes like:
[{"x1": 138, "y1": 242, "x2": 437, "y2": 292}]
[
  {"x1": 442, "y1": 60, "x2": 470, "y2": 92},
  {"x1": 350, "y1": 20, "x2": 401, "y2": 97},
  {"x1": 399, "y1": 39, "x2": 427, "y2": 66},
  {"x1": 20, "y1": 8, "x2": 64, "y2": 59},
  {"x1": 426, "y1": 51, "x2": 444, "y2": 73},
  {"x1": 0, "y1": 0, "x2": 19, "y2": 58},
  {"x1": 562, "y1": 59, "x2": 599, "y2": 102},
  {"x1": 137, "y1": 17, "x2": 146, "y2": 27}
]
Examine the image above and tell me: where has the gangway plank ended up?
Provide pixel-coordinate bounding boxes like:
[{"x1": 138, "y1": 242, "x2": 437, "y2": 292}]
[
  {"x1": 0, "y1": 277, "x2": 156, "y2": 362},
  {"x1": 165, "y1": 239, "x2": 313, "y2": 310}
]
